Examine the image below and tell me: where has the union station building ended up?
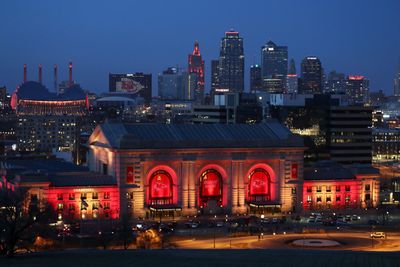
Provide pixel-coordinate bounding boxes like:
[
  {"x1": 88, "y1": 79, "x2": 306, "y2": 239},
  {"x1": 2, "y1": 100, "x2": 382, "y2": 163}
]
[
  {"x1": 1, "y1": 121, "x2": 381, "y2": 221},
  {"x1": 88, "y1": 121, "x2": 306, "y2": 218}
]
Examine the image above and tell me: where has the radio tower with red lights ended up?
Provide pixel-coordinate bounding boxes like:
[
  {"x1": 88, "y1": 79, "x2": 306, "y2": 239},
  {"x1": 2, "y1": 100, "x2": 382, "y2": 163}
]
[{"x1": 188, "y1": 41, "x2": 205, "y2": 104}]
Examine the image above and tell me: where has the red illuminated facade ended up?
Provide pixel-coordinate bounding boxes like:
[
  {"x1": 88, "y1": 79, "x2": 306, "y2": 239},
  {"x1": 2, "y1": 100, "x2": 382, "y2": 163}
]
[
  {"x1": 302, "y1": 162, "x2": 379, "y2": 210},
  {"x1": 47, "y1": 186, "x2": 120, "y2": 221},
  {"x1": 16, "y1": 171, "x2": 120, "y2": 221}
]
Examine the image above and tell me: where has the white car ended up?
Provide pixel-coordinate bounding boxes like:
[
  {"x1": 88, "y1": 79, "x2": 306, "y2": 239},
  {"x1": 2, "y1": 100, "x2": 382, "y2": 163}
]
[{"x1": 370, "y1": 232, "x2": 386, "y2": 238}]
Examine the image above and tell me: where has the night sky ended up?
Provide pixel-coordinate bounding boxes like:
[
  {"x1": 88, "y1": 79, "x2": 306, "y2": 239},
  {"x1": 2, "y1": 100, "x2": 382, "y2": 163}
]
[{"x1": 1, "y1": 0, "x2": 399, "y2": 95}]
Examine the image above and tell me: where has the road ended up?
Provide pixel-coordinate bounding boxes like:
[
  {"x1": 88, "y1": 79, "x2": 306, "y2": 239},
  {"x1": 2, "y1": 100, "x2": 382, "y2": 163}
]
[{"x1": 171, "y1": 231, "x2": 400, "y2": 251}]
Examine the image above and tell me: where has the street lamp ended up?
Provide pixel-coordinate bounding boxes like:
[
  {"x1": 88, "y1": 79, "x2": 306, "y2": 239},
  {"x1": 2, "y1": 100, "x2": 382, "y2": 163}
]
[{"x1": 213, "y1": 215, "x2": 217, "y2": 249}]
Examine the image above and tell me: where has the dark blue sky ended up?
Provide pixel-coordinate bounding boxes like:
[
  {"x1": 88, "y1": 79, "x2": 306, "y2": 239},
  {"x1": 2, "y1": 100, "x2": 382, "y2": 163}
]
[{"x1": 1, "y1": 0, "x2": 399, "y2": 95}]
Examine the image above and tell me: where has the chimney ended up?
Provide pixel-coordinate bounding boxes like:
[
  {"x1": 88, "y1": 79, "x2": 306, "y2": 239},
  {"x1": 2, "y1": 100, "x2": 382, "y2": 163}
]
[
  {"x1": 38, "y1": 64, "x2": 43, "y2": 84},
  {"x1": 69, "y1": 61, "x2": 73, "y2": 87},
  {"x1": 23, "y1": 64, "x2": 27, "y2": 83},
  {"x1": 54, "y1": 64, "x2": 58, "y2": 93}
]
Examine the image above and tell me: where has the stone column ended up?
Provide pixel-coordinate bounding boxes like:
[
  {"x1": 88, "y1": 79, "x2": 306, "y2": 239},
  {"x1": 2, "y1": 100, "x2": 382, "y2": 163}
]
[
  {"x1": 231, "y1": 161, "x2": 246, "y2": 214},
  {"x1": 182, "y1": 161, "x2": 197, "y2": 216}
]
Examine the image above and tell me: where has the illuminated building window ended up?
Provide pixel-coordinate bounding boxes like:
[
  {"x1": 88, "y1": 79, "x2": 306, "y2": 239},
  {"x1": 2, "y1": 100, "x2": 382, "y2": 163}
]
[
  {"x1": 92, "y1": 192, "x2": 98, "y2": 199},
  {"x1": 104, "y1": 202, "x2": 110, "y2": 210},
  {"x1": 81, "y1": 193, "x2": 87, "y2": 200},
  {"x1": 92, "y1": 203, "x2": 99, "y2": 210},
  {"x1": 345, "y1": 186, "x2": 350, "y2": 192},
  {"x1": 345, "y1": 196, "x2": 350, "y2": 203},
  {"x1": 291, "y1": 188, "x2": 296, "y2": 195},
  {"x1": 326, "y1": 196, "x2": 331, "y2": 203},
  {"x1": 58, "y1": 203, "x2": 63, "y2": 210},
  {"x1": 326, "y1": 186, "x2": 331, "y2": 192},
  {"x1": 104, "y1": 192, "x2": 110, "y2": 199},
  {"x1": 306, "y1": 186, "x2": 312, "y2": 193},
  {"x1": 69, "y1": 204, "x2": 75, "y2": 211},
  {"x1": 365, "y1": 194, "x2": 371, "y2": 201},
  {"x1": 336, "y1": 186, "x2": 341, "y2": 192},
  {"x1": 365, "y1": 184, "x2": 370, "y2": 191},
  {"x1": 336, "y1": 195, "x2": 341, "y2": 202},
  {"x1": 307, "y1": 195, "x2": 312, "y2": 203},
  {"x1": 316, "y1": 186, "x2": 322, "y2": 193},
  {"x1": 57, "y1": 193, "x2": 63, "y2": 200},
  {"x1": 81, "y1": 203, "x2": 87, "y2": 211},
  {"x1": 316, "y1": 196, "x2": 322, "y2": 202},
  {"x1": 69, "y1": 193, "x2": 75, "y2": 200}
]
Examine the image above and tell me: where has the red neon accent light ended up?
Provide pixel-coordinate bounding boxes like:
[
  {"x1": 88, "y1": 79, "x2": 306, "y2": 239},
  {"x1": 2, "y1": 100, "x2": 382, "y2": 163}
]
[
  {"x1": 192, "y1": 41, "x2": 200, "y2": 56},
  {"x1": 201, "y1": 170, "x2": 222, "y2": 197},
  {"x1": 150, "y1": 171, "x2": 172, "y2": 199},
  {"x1": 348, "y1": 75, "x2": 365, "y2": 80}
]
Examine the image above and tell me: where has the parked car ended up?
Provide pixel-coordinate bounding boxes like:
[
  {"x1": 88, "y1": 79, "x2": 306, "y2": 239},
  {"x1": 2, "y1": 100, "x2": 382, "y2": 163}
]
[
  {"x1": 185, "y1": 221, "x2": 200, "y2": 228},
  {"x1": 370, "y1": 232, "x2": 386, "y2": 238},
  {"x1": 216, "y1": 221, "x2": 224, "y2": 227}
]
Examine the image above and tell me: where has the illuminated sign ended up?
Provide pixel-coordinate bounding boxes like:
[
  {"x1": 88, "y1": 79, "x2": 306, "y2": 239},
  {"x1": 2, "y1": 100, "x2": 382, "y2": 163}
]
[
  {"x1": 215, "y1": 88, "x2": 230, "y2": 92},
  {"x1": 73, "y1": 188, "x2": 94, "y2": 192},
  {"x1": 291, "y1": 163, "x2": 298, "y2": 179},
  {"x1": 201, "y1": 170, "x2": 221, "y2": 197},
  {"x1": 150, "y1": 171, "x2": 172, "y2": 199},
  {"x1": 116, "y1": 77, "x2": 144, "y2": 93},
  {"x1": 126, "y1": 166, "x2": 134, "y2": 184},
  {"x1": 249, "y1": 170, "x2": 269, "y2": 195}
]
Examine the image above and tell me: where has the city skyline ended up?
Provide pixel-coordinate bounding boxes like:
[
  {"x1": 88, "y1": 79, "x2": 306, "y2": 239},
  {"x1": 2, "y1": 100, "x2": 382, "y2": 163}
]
[{"x1": 0, "y1": 0, "x2": 399, "y2": 95}]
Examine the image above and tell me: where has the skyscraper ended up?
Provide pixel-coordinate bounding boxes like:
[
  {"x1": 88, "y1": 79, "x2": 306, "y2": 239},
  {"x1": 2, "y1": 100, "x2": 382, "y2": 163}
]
[
  {"x1": 188, "y1": 42, "x2": 205, "y2": 104},
  {"x1": 394, "y1": 59, "x2": 400, "y2": 96},
  {"x1": 250, "y1": 65, "x2": 262, "y2": 92},
  {"x1": 158, "y1": 67, "x2": 182, "y2": 100},
  {"x1": 324, "y1": 71, "x2": 346, "y2": 94},
  {"x1": 261, "y1": 40, "x2": 288, "y2": 92},
  {"x1": 286, "y1": 59, "x2": 298, "y2": 94},
  {"x1": 299, "y1": 56, "x2": 323, "y2": 94},
  {"x1": 345, "y1": 75, "x2": 369, "y2": 104},
  {"x1": 218, "y1": 30, "x2": 244, "y2": 93}
]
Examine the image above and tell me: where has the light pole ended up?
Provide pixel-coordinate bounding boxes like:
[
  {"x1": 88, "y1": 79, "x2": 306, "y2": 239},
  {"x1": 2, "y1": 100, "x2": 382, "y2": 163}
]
[{"x1": 213, "y1": 215, "x2": 217, "y2": 249}]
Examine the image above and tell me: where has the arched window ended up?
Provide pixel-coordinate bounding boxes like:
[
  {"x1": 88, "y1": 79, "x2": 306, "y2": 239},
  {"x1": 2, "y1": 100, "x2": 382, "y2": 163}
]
[
  {"x1": 248, "y1": 168, "x2": 271, "y2": 202},
  {"x1": 149, "y1": 170, "x2": 173, "y2": 205},
  {"x1": 200, "y1": 169, "x2": 222, "y2": 199}
]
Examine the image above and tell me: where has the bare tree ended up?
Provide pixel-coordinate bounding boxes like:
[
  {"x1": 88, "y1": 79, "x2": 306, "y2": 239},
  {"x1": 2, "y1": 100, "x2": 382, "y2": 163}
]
[
  {"x1": 118, "y1": 213, "x2": 133, "y2": 250},
  {"x1": 0, "y1": 189, "x2": 52, "y2": 257}
]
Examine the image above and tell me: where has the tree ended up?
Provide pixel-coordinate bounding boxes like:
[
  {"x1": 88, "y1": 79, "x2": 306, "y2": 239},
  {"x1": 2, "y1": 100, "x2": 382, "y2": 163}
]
[
  {"x1": 118, "y1": 213, "x2": 133, "y2": 249},
  {"x1": 0, "y1": 188, "x2": 52, "y2": 257}
]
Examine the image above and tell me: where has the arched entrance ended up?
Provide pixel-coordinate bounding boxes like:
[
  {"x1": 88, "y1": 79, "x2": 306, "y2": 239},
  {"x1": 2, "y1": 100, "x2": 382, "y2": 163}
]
[
  {"x1": 199, "y1": 169, "x2": 223, "y2": 215},
  {"x1": 247, "y1": 167, "x2": 280, "y2": 214},
  {"x1": 147, "y1": 169, "x2": 180, "y2": 219},
  {"x1": 149, "y1": 170, "x2": 173, "y2": 205}
]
